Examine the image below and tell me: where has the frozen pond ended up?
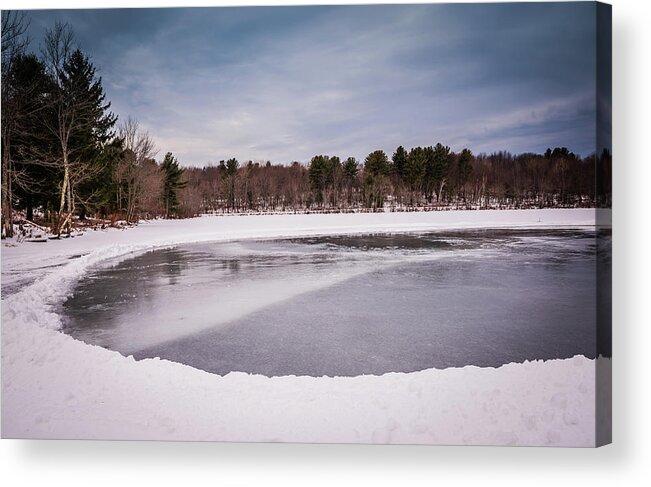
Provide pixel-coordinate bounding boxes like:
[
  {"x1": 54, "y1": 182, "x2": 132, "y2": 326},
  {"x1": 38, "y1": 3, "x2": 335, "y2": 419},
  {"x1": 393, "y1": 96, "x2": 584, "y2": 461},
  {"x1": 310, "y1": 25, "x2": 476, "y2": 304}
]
[{"x1": 61, "y1": 229, "x2": 609, "y2": 376}]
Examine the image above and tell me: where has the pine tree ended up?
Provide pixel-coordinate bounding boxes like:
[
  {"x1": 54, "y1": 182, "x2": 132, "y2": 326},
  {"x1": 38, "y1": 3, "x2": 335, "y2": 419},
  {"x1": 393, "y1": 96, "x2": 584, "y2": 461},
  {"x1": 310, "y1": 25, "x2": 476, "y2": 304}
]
[
  {"x1": 161, "y1": 152, "x2": 187, "y2": 218},
  {"x1": 405, "y1": 147, "x2": 427, "y2": 199},
  {"x1": 457, "y1": 148, "x2": 473, "y2": 201},
  {"x1": 3, "y1": 53, "x2": 54, "y2": 223},
  {"x1": 342, "y1": 157, "x2": 358, "y2": 205},
  {"x1": 430, "y1": 143, "x2": 451, "y2": 202},
  {"x1": 224, "y1": 157, "x2": 239, "y2": 210},
  {"x1": 63, "y1": 49, "x2": 118, "y2": 219},
  {"x1": 363, "y1": 150, "x2": 390, "y2": 209},
  {"x1": 343, "y1": 157, "x2": 358, "y2": 182},
  {"x1": 392, "y1": 146, "x2": 408, "y2": 180},
  {"x1": 364, "y1": 150, "x2": 389, "y2": 177},
  {"x1": 308, "y1": 155, "x2": 329, "y2": 205}
]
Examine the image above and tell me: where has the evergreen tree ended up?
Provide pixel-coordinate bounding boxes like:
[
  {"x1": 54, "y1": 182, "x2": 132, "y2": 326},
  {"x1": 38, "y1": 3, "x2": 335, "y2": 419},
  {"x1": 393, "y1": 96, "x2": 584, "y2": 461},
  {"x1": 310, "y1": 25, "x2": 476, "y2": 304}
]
[
  {"x1": 405, "y1": 147, "x2": 427, "y2": 198},
  {"x1": 63, "y1": 49, "x2": 117, "y2": 153},
  {"x1": 364, "y1": 150, "x2": 389, "y2": 177},
  {"x1": 342, "y1": 157, "x2": 358, "y2": 205},
  {"x1": 392, "y1": 145, "x2": 408, "y2": 180},
  {"x1": 430, "y1": 143, "x2": 451, "y2": 201},
  {"x1": 224, "y1": 157, "x2": 239, "y2": 210},
  {"x1": 343, "y1": 157, "x2": 358, "y2": 182},
  {"x1": 308, "y1": 155, "x2": 329, "y2": 205},
  {"x1": 363, "y1": 150, "x2": 390, "y2": 209},
  {"x1": 3, "y1": 53, "x2": 54, "y2": 222},
  {"x1": 457, "y1": 148, "x2": 473, "y2": 201},
  {"x1": 422, "y1": 146, "x2": 436, "y2": 201},
  {"x1": 326, "y1": 155, "x2": 341, "y2": 187},
  {"x1": 63, "y1": 49, "x2": 118, "y2": 218},
  {"x1": 161, "y1": 152, "x2": 187, "y2": 218},
  {"x1": 225, "y1": 157, "x2": 239, "y2": 176}
]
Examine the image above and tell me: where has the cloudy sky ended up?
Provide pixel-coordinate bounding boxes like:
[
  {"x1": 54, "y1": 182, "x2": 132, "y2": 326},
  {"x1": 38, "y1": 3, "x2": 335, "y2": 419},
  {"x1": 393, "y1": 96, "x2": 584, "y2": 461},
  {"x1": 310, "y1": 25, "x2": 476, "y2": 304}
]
[{"x1": 23, "y1": 3, "x2": 600, "y2": 167}]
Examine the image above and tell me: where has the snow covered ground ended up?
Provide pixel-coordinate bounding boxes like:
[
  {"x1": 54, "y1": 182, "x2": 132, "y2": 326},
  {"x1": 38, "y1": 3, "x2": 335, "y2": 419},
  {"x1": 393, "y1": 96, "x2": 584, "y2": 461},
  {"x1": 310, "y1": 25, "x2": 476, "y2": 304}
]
[{"x1": 1, "y1": 209, "x2": 610, "y2": 445}]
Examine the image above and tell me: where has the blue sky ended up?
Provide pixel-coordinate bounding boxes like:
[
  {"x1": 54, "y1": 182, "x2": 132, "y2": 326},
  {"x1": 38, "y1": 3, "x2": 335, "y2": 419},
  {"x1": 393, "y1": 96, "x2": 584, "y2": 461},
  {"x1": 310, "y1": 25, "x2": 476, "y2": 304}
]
[{"x1": 22, "y1": 3, "x2": 600, "y2": 166}]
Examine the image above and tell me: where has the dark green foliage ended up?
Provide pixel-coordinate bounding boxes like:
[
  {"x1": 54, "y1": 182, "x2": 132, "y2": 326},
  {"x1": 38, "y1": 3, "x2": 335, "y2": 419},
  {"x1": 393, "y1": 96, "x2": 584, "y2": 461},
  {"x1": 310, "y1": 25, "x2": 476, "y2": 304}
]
[
  {"x1": 457, "y1": 148, "x2": 473, "y2": 187},
  {"x1": 225, "y1": 157, "x2": 239, "y2": 176},
  {"x1": 80, "y1": 138, "x2": 124, "y2": 217},
  {"x1": 362, "y1": 150, "x2": 391, "y2": 209},
  {"x1": 428, "y1": 143, "x2": 451, "y2": 201},
  {"x1": 392, "y1": 146, "x2": 408, "y2": 179},
  {"x1": 405, "y1": 147, "x2": 427, "y2": 193},
  {"x1": 4, "y1": 54, "x2": 55, "y2": 218},
  {"x1": 307, "y1": 155, "x2": 347, "y2": 207},
  {"x1": 364, "y1": 150, "x2": 389, "y2": 177},
  {"x1": 545, "y1": 147, "x2": 578, "y2": 160},
  {"x1": 308, "y1": 155, "x2": 329, "y2": 204},
  {"x1": 62, "y1": 49, "x2": 117, "y2": 151},
  {"x1": 329, "y1": 156, "x2": 341, "y2": 170},
  {"x1": 343, "y1": 157, "x2": 358, "y2": 182},
  {"x1": 57, "y1": 49, "x2": 118, "y2": 221},
  {"x1": 161, "y1": 152, "x2": 187, "y2": 217},
  {"x1": 224, "y1": 158, "x2": 239, "y2": 210}
]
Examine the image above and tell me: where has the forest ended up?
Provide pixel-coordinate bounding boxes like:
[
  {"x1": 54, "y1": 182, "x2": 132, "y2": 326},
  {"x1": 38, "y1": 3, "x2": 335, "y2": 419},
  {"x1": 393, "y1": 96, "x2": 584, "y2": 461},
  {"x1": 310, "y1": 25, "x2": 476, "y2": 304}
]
[{"x1": 1, "y1": 12, "x2": 611, "y2": 239}]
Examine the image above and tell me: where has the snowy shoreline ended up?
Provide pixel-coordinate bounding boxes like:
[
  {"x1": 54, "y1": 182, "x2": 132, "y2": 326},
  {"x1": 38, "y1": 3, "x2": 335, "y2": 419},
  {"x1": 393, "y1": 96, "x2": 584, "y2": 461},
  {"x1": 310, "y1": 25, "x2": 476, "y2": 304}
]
[
  {"x1": 1, "y1": 209, "x2": 609, "y2": 445},
  {"x1": 1, "y1": 208, "x2": 603, "y2": 292}
]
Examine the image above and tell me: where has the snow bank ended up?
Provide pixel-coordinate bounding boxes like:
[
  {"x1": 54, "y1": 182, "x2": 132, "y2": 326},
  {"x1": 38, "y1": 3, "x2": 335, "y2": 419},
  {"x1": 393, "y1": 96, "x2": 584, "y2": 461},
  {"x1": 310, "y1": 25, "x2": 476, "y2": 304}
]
[{"x1": 1, "y1": 209, "x2": 606, "y2": 445}]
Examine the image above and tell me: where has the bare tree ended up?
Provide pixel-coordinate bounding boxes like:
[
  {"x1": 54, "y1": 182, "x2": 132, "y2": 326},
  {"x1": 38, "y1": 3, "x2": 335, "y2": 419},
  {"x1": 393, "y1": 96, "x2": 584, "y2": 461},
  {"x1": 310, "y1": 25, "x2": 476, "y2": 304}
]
[
  {"x1": 1, "y1": 10, "x2": 30, "y2": 237},
  {"x1": 38, "y1": 22, "x2": 76, "y2": 234},
  {"x1": 39, "y1": 22, "x2": 116, "y2": 235},
  {"x1": 115, "y1": 117, "x2": 158, "y2": 222},
  {"x1": 138, "y1": 159, "x2": 164, "y2": 217}
]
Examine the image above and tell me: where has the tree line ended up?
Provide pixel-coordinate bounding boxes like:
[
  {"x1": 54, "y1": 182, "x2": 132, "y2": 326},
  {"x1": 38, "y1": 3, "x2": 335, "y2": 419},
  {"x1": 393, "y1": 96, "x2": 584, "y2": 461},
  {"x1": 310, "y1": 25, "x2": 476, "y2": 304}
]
[
  {"x1": 1, "y1": 12, "x2": 611, "y2": 238},
  {"x1": 177, "y1": 146, "x2": 610, "y2": 216}
]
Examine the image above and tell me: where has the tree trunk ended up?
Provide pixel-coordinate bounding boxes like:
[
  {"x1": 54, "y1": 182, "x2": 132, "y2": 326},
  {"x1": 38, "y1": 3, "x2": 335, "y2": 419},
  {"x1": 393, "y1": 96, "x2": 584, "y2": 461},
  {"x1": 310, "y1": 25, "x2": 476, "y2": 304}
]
[
  {"x1": 1, "y1": 147, "x2": 13, "y2": 238},
  {"x1": 56, "y1": 155, "x2": 72, "y2": 236}
]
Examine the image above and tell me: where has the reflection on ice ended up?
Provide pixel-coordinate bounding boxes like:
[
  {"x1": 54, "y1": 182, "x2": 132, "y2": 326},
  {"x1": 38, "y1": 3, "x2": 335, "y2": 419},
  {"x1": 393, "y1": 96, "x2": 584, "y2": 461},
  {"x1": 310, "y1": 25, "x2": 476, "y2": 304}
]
[
  {"x1": 61, "y1": 229, "x2": 606, "y2": 376},
  {"x1": 64, "y1": 238, "x2": 447, "y2": 354}
]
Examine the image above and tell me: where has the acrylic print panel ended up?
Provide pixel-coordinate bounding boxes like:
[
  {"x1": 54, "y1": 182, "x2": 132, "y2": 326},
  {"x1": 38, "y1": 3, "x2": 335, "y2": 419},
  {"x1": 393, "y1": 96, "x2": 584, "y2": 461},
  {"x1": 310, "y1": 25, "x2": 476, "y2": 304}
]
[{"x1": 0, "y1": 2, "x2": 611, "y2": 446}]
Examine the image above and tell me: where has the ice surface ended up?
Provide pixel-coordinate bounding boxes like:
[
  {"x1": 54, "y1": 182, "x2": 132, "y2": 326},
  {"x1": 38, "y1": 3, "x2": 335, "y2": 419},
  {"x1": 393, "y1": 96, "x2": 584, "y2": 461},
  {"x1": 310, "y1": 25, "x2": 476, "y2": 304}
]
[{"x1": 62, "y1": 230, "x2": 600, "y2": 376}]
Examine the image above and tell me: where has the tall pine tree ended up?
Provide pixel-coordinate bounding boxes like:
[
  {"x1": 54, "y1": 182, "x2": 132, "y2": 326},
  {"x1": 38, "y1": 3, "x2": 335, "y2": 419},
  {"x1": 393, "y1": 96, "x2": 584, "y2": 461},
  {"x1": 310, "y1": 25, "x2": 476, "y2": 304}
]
[
  {"x1": 62, "y1": 48, "x2": 118, "y2": 218},
  {"x1": 392, "y1": 146, "x2": 408, "y2": 180},
  {"x1": 161, "y1": 152, "x2": 187, "y2": 218}
]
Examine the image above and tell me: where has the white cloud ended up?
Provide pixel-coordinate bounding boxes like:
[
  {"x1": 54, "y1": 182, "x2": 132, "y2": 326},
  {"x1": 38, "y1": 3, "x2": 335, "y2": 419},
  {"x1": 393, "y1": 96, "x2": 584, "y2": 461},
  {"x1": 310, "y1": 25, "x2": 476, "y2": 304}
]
[{"x1": 87, "y1": 5, "x2": 597, "y2": 165}]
